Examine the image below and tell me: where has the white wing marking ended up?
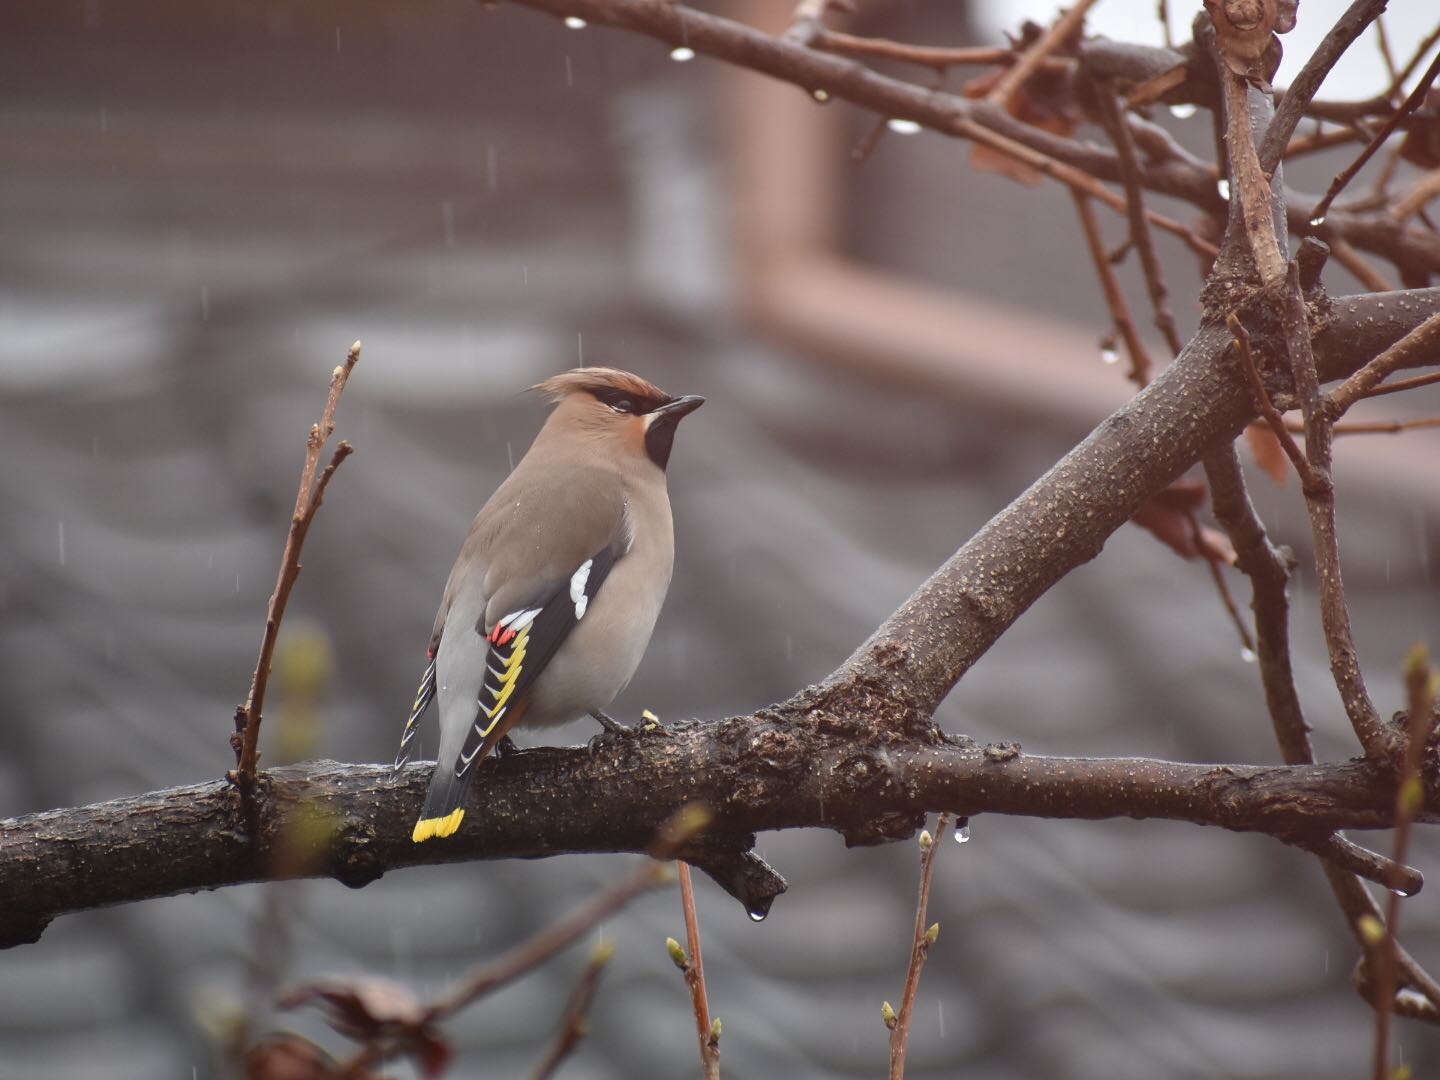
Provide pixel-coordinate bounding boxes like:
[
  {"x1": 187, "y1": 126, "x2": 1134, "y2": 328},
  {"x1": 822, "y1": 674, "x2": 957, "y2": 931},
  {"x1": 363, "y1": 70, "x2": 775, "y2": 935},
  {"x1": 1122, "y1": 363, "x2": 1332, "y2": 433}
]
[{"x1": 570, "y1": 559, "x2": 593, "y2": 620}]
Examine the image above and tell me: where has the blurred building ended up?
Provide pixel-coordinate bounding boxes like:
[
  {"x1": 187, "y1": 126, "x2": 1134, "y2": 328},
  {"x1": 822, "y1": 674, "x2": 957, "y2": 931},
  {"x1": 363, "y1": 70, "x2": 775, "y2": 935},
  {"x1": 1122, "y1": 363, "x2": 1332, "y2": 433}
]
[{"x1": 1, "y1": 1, "x2": 1438, "y2": 1077}]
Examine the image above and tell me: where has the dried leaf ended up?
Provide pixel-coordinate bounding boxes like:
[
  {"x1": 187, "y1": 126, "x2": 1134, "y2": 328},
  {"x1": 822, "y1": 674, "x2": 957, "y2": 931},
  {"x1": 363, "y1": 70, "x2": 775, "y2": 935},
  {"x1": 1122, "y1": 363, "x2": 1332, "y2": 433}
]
[
  {"x1": 278, "y1": 977, "x2": 452, "y2": 1078},
  {"x1": 1399, "y1": 90, "x2": 1440, "y2": 171},
  {"x1": 244, "y1": 1034, "x2": 350, "y2": 1080},
  {"x1": 280, "y1": 976, "x2": 428, "y2": 1036},
  {"x1": 962, "y1": 22, "x2": 1081, "y2": 185},
  {"x1": 1131, "y1": 480, "x2": 1237, "y2": 564},
  {"x1": 1244, "y1": 421, "x2": 1290, "y2": 485}
]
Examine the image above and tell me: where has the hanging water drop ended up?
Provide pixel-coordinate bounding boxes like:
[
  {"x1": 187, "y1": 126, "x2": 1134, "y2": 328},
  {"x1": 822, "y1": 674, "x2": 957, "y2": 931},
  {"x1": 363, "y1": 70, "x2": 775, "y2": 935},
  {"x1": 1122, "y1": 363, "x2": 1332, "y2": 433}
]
[
  {"x1": 1240, "y1": 647, "x2": 1257, "y2": 663},
  {"x1": 747, "y1": 905, "x2": 770, "y2": 922},
  {"x1": 1309, "y1": 215, "x2": 1326, "y2": 229},
  {"x1": 1168, "y1": 103, "x2": 1197, "y2": 119},
  {"x1": 670, "y1": 46, "x2": 695, "y2": 62},
  {"x1": 811, "y1": 89, "x2": 830, "y2": 104},
  {"x1": 954, "y1": 817, "x2": 971, "y2": 844},
  {"x1": 1217, "y1": 179, "x2": 1231, "y2": 201},
  {"x1": 563, "y1": 15, "x2": 586, "y2": 29},
  {"x1": 1392, "y1": 885, "x2": 1415, "y2": 898},
  {"x1": 1101, "y1": 347, "x2": 1120, "y2": 366},
  {"x1": 886, "y1": 118, "x2": 921, "y2": 135}
]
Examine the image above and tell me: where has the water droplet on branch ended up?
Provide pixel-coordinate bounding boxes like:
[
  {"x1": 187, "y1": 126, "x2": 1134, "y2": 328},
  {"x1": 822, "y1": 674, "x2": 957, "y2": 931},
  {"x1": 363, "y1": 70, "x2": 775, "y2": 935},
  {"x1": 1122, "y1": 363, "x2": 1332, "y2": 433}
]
[
  {"x1": 886, "y1": 118, "x2": 922, "y2": 135},
  {"x1": 563, "y1": 15, "x2": 586, "y2": 29},
  {"x1": 669, "y1": 46, "x2": 695, "y2": 62},
  {"x1": 954, "y1": 818, "x2": 971, "y2": 844},
  {"x1": 1168, "y1": 103, "x2": 1197, "y2": 119}
]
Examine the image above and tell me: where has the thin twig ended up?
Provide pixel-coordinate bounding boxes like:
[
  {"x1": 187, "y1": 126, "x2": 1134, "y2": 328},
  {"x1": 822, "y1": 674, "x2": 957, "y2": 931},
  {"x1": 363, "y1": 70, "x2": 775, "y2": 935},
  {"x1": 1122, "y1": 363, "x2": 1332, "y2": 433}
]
[
  {"x1": 987, "y1": 0, "x2": 1098, "y2": 108},
  {"x1": 1227, "y1": 315, "x2": 1314, "y2": 486},
  {"x1": 952, "y1": 115, "x2": 1218, "y2": 257},
  {"x1": 1096, "y1": 84, "x2": 1184, "y2": 357},
  {"x1": 1284, "y1": 415, "x2": 1440, "y2": 436},
  {"x1": 674, "y1": 862, "x2": 721, "y2": 1079},
  {"x1": 1372, "y1": 647, "x2": 1437, "y2": 1079},
  {"x1": 1071, "y1": 191, "x2": 1153, "y2": 387},
  {"x1": 1289, "y1": 832, "x2": 1423, "y2": 897},
  {"x1": 813, "y1": 31, "x2": 1068, "y2": 73},
  {"x1": 1392, "y1": 168, "x2": 1440, "y2": 224},
  {"x1": 233, "y1": 341, "x2": 361, "y2": 793},
  {"x1": 886, "y1": 813, "x2": 950, "y2": 1080},
  {"x1": 1204, "y1": 447, "x2": 1440, "y2": 1015},
  {"x1": 1357, "y1": 368, "x2": 1440, "y2": 399},
  {"x1": 1327, "y1": 236, "x2": 1396, "y2": 292},
  {"x1": 530, "y1": 940, "x2": 616, "y2": 1080},
  {"x1": 1217, "y1": 26, "x2": 1396, "y2": 758},
  {"x1": 1261, "y1": 0, "x2": 1390, "y2": 171},
  {"x1": 1185, "y1": 508, "x2": 1255, "y2": 655},
  {"x1": 1284, "y1": 126, "x2": 1365, "y2": 158},
  {"x1": 430, "y1": 860, "x2": 670, "y2": 1022},
  {"x1": 1328, "y1": 310, "x2": 1440, "y2": 415},
  {"x1": 1309, "y1": 47, "x2": 1440, "y2": 224},
  {"x1": 1125, "y1": 62, "x2": 1188, "y2": 108},
  {"x1": 1373, "y1": 15, "x2": 1399, "y2": 96}
]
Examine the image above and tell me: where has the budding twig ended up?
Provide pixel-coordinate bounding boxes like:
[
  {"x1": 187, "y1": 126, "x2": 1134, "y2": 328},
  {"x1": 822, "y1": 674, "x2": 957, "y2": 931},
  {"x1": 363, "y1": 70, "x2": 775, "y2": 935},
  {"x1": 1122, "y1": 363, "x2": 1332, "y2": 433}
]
[{"x1": 232, "y1": 341, "x2": 361, "y2": 805}]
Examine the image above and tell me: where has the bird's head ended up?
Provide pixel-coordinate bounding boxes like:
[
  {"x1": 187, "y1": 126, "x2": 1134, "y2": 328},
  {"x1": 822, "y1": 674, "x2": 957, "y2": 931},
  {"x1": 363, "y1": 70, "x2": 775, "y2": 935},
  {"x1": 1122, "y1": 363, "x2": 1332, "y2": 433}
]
[{"x1": 533, "y1": 367, "x2": 704, "y2": 470}]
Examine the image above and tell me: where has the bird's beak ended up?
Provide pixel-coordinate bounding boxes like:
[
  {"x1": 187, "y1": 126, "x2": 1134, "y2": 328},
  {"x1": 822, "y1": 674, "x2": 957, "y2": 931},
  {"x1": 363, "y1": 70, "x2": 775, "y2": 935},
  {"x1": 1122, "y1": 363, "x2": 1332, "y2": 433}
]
[{"x1": 649, "y1": 395, "x2": 705, "y2": 424}]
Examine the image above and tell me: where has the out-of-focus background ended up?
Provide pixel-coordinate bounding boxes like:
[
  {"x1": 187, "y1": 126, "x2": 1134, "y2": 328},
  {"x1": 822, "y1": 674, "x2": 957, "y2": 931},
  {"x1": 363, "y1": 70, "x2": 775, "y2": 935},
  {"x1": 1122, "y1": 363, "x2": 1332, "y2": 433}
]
[{"x1": 2, "y1": 1, "x2": 1439, "y2": 1077}]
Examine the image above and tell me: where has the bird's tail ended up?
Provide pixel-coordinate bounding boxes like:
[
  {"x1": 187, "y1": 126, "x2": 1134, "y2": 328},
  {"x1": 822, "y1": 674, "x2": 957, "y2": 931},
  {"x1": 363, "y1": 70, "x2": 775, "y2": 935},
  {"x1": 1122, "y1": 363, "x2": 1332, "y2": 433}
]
[{"x1": 412, "y1": 763, "x2": 473, "y2": 843}]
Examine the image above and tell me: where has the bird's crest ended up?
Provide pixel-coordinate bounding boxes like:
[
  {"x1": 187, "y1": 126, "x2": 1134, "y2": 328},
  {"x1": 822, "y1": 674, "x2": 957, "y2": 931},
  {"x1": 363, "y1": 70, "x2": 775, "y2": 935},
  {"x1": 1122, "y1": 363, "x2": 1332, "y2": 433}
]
[{"x1": 532, "y1": 368, "x2": 672, "y2": 412}]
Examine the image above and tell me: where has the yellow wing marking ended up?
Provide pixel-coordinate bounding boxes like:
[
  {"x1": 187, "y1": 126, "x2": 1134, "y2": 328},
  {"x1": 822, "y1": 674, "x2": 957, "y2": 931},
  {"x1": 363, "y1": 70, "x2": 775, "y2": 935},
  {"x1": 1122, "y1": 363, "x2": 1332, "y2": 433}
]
[{"x1": 478, "y1": 626, "x2": 529, "y2": 736}]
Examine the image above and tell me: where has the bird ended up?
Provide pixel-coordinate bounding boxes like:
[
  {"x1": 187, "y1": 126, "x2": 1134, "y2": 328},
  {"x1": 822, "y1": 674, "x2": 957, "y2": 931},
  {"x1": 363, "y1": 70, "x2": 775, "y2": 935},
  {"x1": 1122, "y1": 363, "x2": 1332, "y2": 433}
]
[{"x1": 394, "y1": 367, "x2": 704, "y2": 843}]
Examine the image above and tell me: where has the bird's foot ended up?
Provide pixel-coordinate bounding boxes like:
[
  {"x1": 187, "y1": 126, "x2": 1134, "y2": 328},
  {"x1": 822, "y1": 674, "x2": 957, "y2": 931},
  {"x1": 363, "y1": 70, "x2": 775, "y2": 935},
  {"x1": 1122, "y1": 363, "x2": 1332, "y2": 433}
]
[
  {"x1": 588, "y1": 709, "x2": 669, "y2": 754},
  {"x1": 591, "y1": 709, "x2": 628, "y2": 735},
  {"x1": 493, "y1": 734, "x2": 520, "y2": 759}
]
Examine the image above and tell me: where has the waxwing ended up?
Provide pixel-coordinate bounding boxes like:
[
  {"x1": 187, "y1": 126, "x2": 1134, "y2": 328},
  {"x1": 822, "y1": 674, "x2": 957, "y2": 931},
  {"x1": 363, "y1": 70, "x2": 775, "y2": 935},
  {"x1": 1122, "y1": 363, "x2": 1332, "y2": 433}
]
[{"x1": 394, "y1": 368, "x2": 704, "y2": 842}]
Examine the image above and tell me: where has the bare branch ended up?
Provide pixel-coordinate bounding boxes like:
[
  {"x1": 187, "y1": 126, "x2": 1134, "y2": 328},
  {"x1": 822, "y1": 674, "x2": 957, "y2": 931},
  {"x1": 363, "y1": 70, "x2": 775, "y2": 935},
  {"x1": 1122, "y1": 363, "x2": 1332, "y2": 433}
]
[
  {"x1": 1071, "y1": 191, "x2": 1153, "y2": 387},
  {"x1": 234, "y1": 342, "x2": 361, "y2": 791},
  {"x1": 886, "y1": 815, "x2": 949, "y2": 1080},
  {"x1": 1310, "y1": 47, "x2": 1440, "y2": 224},
  {"x1": 986, "y1": 0, "x2": 1098, "y2": 107},
  {"x1": 1329, "y1": 310, "x2": 1440, "y2": 414},
  {"x1": 530, "y1": 940, "x2": 615, "y2": 1080},
  {"x1": 670, "y1": 862, "x2": 721, "y2": 1079}
]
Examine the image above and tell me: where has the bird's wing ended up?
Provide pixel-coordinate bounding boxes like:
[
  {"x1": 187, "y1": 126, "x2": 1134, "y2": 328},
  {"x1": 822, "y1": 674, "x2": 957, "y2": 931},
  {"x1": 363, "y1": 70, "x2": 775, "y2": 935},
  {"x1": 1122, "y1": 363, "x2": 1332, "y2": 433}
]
[
  {"x1": 454, "y1": 542, "x2": 620, "y2": 773},
  {"x1": 447, "y1": 465, "x2": 632, "y2": 776}
]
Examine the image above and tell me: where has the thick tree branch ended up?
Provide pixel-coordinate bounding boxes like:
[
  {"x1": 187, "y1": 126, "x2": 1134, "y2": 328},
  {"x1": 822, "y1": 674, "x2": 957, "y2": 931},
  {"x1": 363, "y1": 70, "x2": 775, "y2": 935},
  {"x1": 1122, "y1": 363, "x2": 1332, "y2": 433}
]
[
  {"x1": 3, "y1": 716, "x2": 1437, "y2": 951},
  {"x1": 824, "y1": 286, "x2": 1440, "y2": 718}
]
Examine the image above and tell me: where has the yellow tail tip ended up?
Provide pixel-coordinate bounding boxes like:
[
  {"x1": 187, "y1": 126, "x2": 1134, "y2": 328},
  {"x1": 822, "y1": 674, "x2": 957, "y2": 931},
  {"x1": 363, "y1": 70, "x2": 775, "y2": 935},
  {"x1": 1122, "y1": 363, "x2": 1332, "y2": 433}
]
[{"x1": 412, "y1": 808, "x2": 465, "y2": 843}]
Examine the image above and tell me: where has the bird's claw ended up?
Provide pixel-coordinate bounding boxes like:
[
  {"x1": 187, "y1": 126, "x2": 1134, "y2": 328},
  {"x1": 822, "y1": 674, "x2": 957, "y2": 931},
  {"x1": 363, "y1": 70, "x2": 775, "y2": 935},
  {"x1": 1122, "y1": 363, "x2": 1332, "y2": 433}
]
[
  {"x1": 588, "y1": 709, "x2": 669, "y2": 753},
  {"x1": 591, "y1": 709, "x2": 628, "y2": 735}
]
